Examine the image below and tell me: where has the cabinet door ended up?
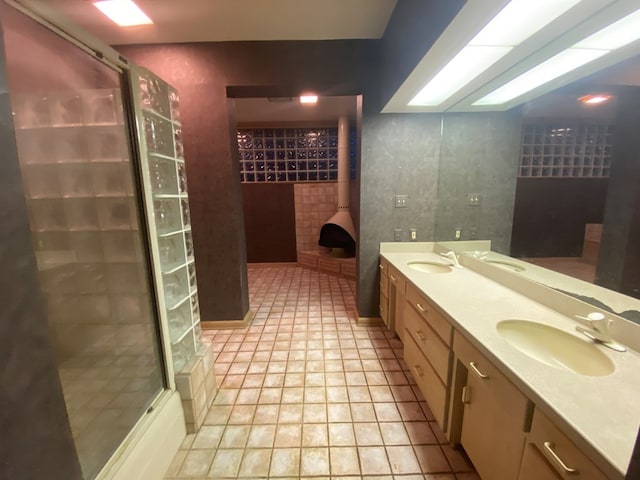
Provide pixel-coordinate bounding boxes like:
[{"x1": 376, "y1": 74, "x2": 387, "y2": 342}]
[
  {"x1": 522, "y1": 409, "x2": 608, "y2": 480},
  {"x1": 389, "y1": 265, "x2": 406, "y2": 341},
  {"x1": 455, "y1": 331, "x2": 529, "y2": 480}
]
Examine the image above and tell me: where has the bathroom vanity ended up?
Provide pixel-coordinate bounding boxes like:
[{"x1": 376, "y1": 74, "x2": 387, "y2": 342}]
[{"x1": 380, "y1": 242, "x2": 640, "y2": 480}]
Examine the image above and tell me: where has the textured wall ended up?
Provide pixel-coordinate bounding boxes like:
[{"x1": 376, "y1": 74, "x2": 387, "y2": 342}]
[
  {"x1": 118, "y1": 41, "x2": 377, "y2": 321},
  {"x1": 435, "y1": 112, "x2": 522, "y2": 254},
  {"x1": 0, "y1": 7, "x2": 83, "y2": 478},
  {"x1": 358, "y1": 113, "x2": 442, "y2": 316}
]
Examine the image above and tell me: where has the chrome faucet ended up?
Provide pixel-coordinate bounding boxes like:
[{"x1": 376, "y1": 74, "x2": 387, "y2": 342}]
[
  {"x1": 440, "y1": 251, "x2": 462, "y2": 268},
  {"x1": 575, "y1": 312, "x2": 626, "y2": 352}
]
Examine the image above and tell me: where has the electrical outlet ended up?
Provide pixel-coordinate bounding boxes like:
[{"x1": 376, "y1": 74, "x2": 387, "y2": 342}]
[
  {"x1": 395, "y1": 195, "x2": 408, "y2": 208},
  {"x1": 467, "y1": 193, "x2": 481, "y2": 206},
  {"x1": 455, "y1": 227, "x2": 461, "y2": 240},
  {"x1": 394, "y1": 228, "x2": 402, "y2": 241},
  {"x1": 410, "y1": 228, "x2": 417, "y2": 241}
]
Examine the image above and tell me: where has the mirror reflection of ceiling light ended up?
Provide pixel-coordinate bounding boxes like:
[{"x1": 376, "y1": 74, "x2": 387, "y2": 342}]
[
  {"x1": 300, "y1": 95, "x2": 318, "y2": 104},
  {"x1": 93, "y1": 0, "x2": 153, "y2": 27},
  {"x1": 475, "y1": 8, "x2": 640, "y2": 106},
  {"x1": 409, "y1": 0, "x2": 582, "y2": 106},
  {"x1": 579, "y1": 94, "x2": 612, "y2": 104}
]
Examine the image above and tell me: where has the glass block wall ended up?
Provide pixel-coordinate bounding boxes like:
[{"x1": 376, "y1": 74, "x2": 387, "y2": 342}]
[
  {"x1": 238, "y1": 126, "x2": 357, "y2": 183},
  {"x1": 519, "y1": 122, "x2": 613, "y2": 178}
]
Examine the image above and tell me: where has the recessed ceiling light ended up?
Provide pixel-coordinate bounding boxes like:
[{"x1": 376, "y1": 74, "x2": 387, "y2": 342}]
[
  {"x1": 93, "y1": 0, "x2": 153, "y2": 27},
  {"x1": 578, "y1": 94, "x2": 612, "y2": 104},
  {"x1": 300, "y1": 95, "x2": 318, "y2": 104},
  {"x1": 475, "y1": 7, "x2": 640, "y2": 106},
  {"x1": 409, "y1": 0, "x2": 581, "y2": 106}
]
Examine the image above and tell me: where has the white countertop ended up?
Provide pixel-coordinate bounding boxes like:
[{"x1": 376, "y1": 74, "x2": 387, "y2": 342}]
[{"x1": 381, "y1": 244, "x2": 640, "y2": 480}]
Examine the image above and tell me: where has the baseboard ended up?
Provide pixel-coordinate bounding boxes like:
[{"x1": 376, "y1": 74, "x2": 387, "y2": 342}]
[
  {"x1": 201, "y1": 309, "x2": 254, "y2": 330},
  {"x1": 356, "y1": 316, "x2": 384, "y2": 326},
  {"x1": 248, "y1": 262, "x2": 297, "y2": 268}
]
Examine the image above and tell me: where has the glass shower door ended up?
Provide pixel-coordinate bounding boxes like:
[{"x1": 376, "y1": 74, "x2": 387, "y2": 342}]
[{"x1": 2, "y1": 6, "x2": 165, "y2": 479}]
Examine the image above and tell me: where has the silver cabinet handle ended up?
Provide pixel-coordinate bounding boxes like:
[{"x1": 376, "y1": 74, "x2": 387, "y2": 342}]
[
  {"x1": 543, "y1": 442, "x2": 578, "y2": 475},
  {"x1": 469, "y1": 361, "x2": 489, "y2": 379},
  {"x1": 416, "y1": 303, "x2": 426, "y2": 313},
  {"x1": 416, "y1": 330, "x2": 426, "y2": 341},
  {"x1": 413, "y1": 365, "x2": 424, "y2": 377}
]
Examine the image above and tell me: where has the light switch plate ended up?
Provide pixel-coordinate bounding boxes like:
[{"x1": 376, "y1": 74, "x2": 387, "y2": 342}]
[
  {"x1": 395, "y1": 195, "x2": 408, "y2": 208},
  {"x1": 394, "y1": 229, "x2": 402, "y2": 241},
  {"x1": 467, "y1": 193, "x2": 481, "y2": 206}
]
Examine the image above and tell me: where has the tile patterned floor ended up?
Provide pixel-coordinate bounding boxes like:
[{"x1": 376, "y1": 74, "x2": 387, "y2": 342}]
[{"x1": 164, "y1": 265, "x2": 479, "y2": 479}]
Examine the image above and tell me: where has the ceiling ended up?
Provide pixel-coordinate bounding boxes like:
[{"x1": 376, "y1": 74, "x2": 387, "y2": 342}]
[
  {"x1": 234, "y1": 96, "x2": 357, "y2": 124},
  {"x1": 41, "y1": 0, "x2": 398, "y2": 44}
]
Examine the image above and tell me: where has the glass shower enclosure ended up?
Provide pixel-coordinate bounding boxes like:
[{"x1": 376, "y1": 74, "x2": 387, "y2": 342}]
[{"x1": 2, "y1": 4, "x2": 201, "y2": 478}]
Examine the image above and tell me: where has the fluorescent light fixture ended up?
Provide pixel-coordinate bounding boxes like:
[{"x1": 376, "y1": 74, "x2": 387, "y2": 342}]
[
  {"x1": 409, "y1": 0, "x2": 581, "y2": 106},
  {"x1": 579, "y1": 94, "x2": 612, "y2": 104},
  {"x1": 93, "y1": 0, "x2": 153, "y2": 27},
  {"x1": 474, "y1": 49, "x2": 607, "y2": 105},
  {"x1": 300, "y1": 95, "x2": 318, "y2": 104},
  {"x1": 475, "y1": 7, "x2": 640, "y2": 106}
]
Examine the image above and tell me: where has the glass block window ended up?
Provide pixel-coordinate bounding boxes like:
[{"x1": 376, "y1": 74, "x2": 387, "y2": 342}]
[
  {"x1": 238, "y1": 127, "x2": 340, "y2": 182},
  {"x1": 519, "y1": 123, "x2": 613, "y2": 178}
]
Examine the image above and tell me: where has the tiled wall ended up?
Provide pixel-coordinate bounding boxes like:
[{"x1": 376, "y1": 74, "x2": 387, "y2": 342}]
[
  {"x1": 294, "y1": 183, "x2": 338, "y2": 253},
  {"x1": 519, "y1": 122, "x2": 612, "y2": 178}
]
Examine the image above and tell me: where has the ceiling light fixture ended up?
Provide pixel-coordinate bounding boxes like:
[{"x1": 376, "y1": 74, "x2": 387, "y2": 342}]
[
  {"x1": 93, "y1": 0, "x2": 153, "y2": 27},
  {"x1": 578, "y1": 94, "x2": 612, "y2": 104},
  {"x1": 409, "y1": 0, "x2": 581, "y2": 106},
  {"x1": 300, "y1": 95, "x2": 318, "y2": 104},
  {"x1": 475, "y1": 8, "x2": 640, "y2": 106}
]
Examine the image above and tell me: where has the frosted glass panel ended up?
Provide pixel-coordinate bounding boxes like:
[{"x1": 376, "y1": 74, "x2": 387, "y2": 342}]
[{"x1": 4, "y1": 7, "x2": 164, "y2": 479}]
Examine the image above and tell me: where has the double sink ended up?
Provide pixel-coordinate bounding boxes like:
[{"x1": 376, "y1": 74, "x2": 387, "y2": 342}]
[{"x1": 405, "y1": 257, "x2": 615, "y2": 377}]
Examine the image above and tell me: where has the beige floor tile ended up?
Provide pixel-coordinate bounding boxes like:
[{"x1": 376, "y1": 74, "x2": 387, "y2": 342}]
[
  {"x1": 327, "y1": 403, "x2": 352, "y2": 423},
  {"x1": 386, "y1": 445, "x2": 421, "y2": 474},
  {"x1": 303, "y1": 403, "x2": 327, "y2": 423},
  {"x1": 358, "y1": 446, "x2": 392, "y2": 475},
  {"x1": 380, "y1": 422, "x2": 411, "y2": 445},
  {"x1": 300, "y1": 447, "x2": 330, "y2": 476},
  {"x1": 370, "y1": 385, "x2": 395, "y2": 402},
  {"x1": 274, "y1": 423, "x2": 302, "y2": 447},
  {"x1": 326, "y1": 386, "x2": 349, "y2": 403},
  {"x1": 405, "y1": 421, "x2": 438, "y2": 445},
  {"x1": 304, "y1": 386, "x2": 327, "y2": 403},
  {"x1": 441, "y1": 444, "x2": 475, "y2": 472},
  {"x1": 374, "y1": 402, "x2": 402, "y2": 422},
  {"x1": 178, "y1": 449, "x2": 215, "y2": 477},
  {"x1": 253, "y1": 403, "x2": 279, "y2": 423},
  {"x1": 228, "y1": 404, "x2": 256, "y2": 424},
  {"x1": 351, "y1": 402, "x2": 377, "y2": 422},
  {"x1": 302, "y1": 422, "x2": 328, "y2": 444},
  {"x1": 414, "y1": 445, "x2": 451, "y2": 473},
  {"x1": 219, "y1": 425, "x2": 250, "y2": 449},
  {"x1": 203, "y1": 405, "x2": 232, "y2": 425},
  {"x1": 270, "y1": 448, "x2": 300, "y2": 477},
  {"x1": 258, "y1": 387, "x2": 282, "y2": 404},
  {"x1": 246, "y1": 424, "x2": 276, "y2": 448},
  {"x1": 348, "y1": 386, "x2": 372, "y2": 402},
  {"x1": 278, "y1": 404, "x2": 303, "y2": 424},
  {"x1": 326, "y1": 372, "x2": 347, "y2": 386},
  {"x1": 207, "y1": 449, "x2": 243, "y2": 478},
  {"x1": 330, "y1": 446, "x2": 361, "y2": 475},
  {"x1": 191, "y1": 425, "x2": 224, "y2": 449},
  {"x1": 397, "y1": 401, "x2": 427, "y2": 421},
  {"x1": 235, "y1": 387, "x2": 260, "y2": 404},
  {"x1": 238, "y1": 448, "x2": 271, "y2": 477},
  {"x1": 354, "y1": 422, "x2": 383, "y2": 446},
  {"x1": 282, "y1": 387, "x2": 304, "y2": 403},
  {"x1": 328, "y1": 423, "x2": 356, "y2": 446}
]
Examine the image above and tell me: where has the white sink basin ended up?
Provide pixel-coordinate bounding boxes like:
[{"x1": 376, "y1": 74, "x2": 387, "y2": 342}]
[
  {"x1": 485, "y1": 259, "x2": 526, "y2": 272},
  {"x1": 406, "y1": 261, "x2": 452, "y2": 274},
  {"x1": 496, "y1": 320, "x2": 614, "y2": 377}
]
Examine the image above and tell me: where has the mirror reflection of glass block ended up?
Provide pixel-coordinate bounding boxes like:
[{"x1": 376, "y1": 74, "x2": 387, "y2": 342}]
[
  {"x1": 70, "y1": 231, "x2": 103, "y2": 262},
  {"x1": 163, "y1": 265, "x2": 189, "y2": 308},
  {"x1": 102, "y1": 231, "x2": 141, "y2": 262},
  {"x1": 56, "y1": 128, "x2": 89, "y2": 163},
  {"x1": 184, "y1": 230, "x2": 194, "y2": 260},
  {"x1": 174, "y1": 127, "x2": 184, "y2": 159},
  {"x1": 144, "y1": 113, "x2": 174, "y2": 157},
  {"x1": 50, "y1": 92, "x2": 83, "y2": 126},
  {"x1": 58, "y1": 164, "x2": 93, "y2": 198},
  {"x1": 167, "y1": 300, "x2": 192, "y2": 343},
  {"x1": 32, "y1": 199, "x2": 66, "y2": 231},
  {"x1": 177, "y1": 162, "x2": 188, "y2": 194},
  {"x1": 188, "y1": 262, "x2": 197, "y2": 291},
  {"x1": 148, "y1": 157, "x2": 177, "y2": 194},
  {"x1": 16, "y1": 130, "x2": 56, "y2": 164},
  {"x1": 83, "y1": 89, "x2": 117, "y2": 125},
  {"x1": 97, "y1": 198, "x2": 133, "y2": 230},
  {"x1": 190, "y1": 293, "x2": 200, "y2": 322},
  {"x1": 87, "y1": 127, "x2": 125, "y2": 162},
  {"x1": 64, "y1": 199, "x2": 99, "y2": 231},
  {"x1": 180, "y1": 198, "x2": 191, "y2": 228},
  {"x1": 158, "y1": 233, "x2": 186, "y2": 271},
  {"x1": 12, "y1": 94, "x2": 51, "y2": 128},
  {"x1": 113, "y1": 294, "x2": 151, "y2": 323},
  {"x1": 107, "y1": 263, "x2": 146, "y2": 294},
  {"x1": 92, "y1": 163, "x2": 131, "y2": 197},
  {"x1": 24, "y1": 165, "x2": 61, "y2": 198},
  {"x1": 139, "y1": 73, "x2": 170, "y2": 117},
  {"x1": 169, "y1": 88, "x2": 181, "y2": 124},
  {"x1": 154, "y1": 199, "x2": 181, "y2": 234}
]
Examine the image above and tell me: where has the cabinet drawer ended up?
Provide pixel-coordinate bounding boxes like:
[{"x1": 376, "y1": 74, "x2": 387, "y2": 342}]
[
  {"x1": 404, "y1": 303, "x2": 450, "y2": 383},
  {"x1": 405, "y1": 334, "x2": 447, "y2": 428},
  {"x1": 525, "y1": 409, "x2": 607, "y2": 480},
  {"x1": 406, "y1": 284, "x2": 452, "y2": 346}
]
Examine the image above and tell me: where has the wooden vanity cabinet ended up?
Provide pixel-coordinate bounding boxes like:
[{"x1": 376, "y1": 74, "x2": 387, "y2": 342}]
[
  {"x1": 519, "y1": 409, "x2": 607, "y2": 480},
  {"x1": 403, "y1": 282, "x2": 453, "y2": 430},
  {"x1": 453, "y1": 331, "x2": 530, "y2": 480},
  {"x1": 379, "y1": 257, "x2": 390, "y2": 328},
  {"x1": 388, "y1": 264, "x2": 406, "y2": 341}
]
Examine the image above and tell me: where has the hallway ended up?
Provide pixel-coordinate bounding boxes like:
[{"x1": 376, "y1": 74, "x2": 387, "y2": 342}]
[{"x1": 164, "y1": 265, "x2": 478, "y2": 479}]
